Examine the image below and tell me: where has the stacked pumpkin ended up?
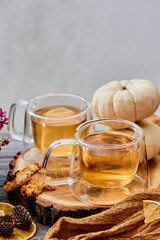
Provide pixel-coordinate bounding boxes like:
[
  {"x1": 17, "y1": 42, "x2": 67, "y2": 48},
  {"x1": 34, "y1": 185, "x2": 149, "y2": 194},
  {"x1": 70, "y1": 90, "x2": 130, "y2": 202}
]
[{"x1": 92, "y1": 79, "x2": 160, "y2": 160}]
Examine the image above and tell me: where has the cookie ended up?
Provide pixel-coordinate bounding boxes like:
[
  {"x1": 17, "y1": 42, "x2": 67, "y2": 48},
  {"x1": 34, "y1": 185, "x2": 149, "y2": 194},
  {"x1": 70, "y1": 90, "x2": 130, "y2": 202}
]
[
  {"x1": 3, "y1": 163, "x2": 41, "y2": 192},
  {"x1": 21, "y1": 177, "x2": 55, "y2": 197}
]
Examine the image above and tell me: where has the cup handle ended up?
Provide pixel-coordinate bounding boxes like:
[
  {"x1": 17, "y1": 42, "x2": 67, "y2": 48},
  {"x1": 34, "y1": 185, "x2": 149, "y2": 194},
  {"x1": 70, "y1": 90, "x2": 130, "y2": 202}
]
[
  {"x1": 8, "y1": 99, "x2": 29, "y2": 141},
  {"x1": 42, "y1": 138, "x2": 78, "y2": 186}
]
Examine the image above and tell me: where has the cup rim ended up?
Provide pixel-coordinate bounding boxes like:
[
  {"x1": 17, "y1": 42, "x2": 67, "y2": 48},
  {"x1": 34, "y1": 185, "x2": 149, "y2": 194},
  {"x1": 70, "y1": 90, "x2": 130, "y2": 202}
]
[
  {"x1": 75, "y1": 118, "x2": 144, "y2": 150},
  {"x1": 28, "y1": 93, "x2": 90, "y2": 121}
]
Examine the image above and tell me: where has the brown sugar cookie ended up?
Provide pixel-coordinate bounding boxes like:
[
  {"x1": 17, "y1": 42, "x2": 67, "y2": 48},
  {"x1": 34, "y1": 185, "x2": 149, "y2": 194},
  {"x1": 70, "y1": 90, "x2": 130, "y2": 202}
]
[
  {"x1": 3, "y1": 163, "x2": 41, "y2": 192},
  {"x1": 21, "y1": 177, "x2": 55, "y2": 197}
]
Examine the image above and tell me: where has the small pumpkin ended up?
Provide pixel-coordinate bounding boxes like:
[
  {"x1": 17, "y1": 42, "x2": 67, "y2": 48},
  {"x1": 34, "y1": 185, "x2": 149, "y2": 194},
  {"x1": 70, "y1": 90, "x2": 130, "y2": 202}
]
[
  {"x1": 137, "y1": 119, "x2": 160, "y2": 160},
  {"x1": 92, "y1": 79, "x2": 160, "y2": 122}
]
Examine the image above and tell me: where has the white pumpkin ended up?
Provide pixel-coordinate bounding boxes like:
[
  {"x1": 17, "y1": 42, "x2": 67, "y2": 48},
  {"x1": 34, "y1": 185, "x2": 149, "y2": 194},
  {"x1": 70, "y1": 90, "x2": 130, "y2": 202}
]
[{"x1": 92, "y1": 79, "x2": 160, "y2": 122}]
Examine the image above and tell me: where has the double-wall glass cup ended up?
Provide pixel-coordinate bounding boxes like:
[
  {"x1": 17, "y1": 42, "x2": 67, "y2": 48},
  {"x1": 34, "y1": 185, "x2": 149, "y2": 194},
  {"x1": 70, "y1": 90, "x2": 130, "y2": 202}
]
[
  {"x1": 8, "y1": 93, "x2": 91, "y2": 178},
  {"x1": 42, "y1": 118, "x2": 149, "y2": 206}
]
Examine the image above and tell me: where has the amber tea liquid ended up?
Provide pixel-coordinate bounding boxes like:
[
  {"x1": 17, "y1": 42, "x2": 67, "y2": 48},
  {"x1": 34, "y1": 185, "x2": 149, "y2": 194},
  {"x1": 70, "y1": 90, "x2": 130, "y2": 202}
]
[
  {"x1": 79, "y1": 132, "x2": 139, "y2": 188},
  {"x1": 31, "y1": 106, "x2": 87, "y2": 156}
]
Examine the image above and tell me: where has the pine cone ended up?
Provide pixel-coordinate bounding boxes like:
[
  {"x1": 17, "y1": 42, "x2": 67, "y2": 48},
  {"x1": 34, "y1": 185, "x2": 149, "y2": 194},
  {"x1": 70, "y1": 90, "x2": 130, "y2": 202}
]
[
  {"x1": 0, "y1": 214, "x2": 13, "y2": 223},
  {"x1": 11, "y1": 205, "x2": 32, "y2": 228},
  {"x1": 0, "y1": 222, "x2": 14, "y2": 236}
]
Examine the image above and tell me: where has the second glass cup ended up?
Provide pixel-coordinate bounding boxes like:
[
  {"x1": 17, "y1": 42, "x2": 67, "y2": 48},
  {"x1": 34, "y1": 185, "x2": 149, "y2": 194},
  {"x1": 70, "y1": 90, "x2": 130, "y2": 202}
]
[{"x1": 42, "y1": 118, "x2": 149, "y2": 206}]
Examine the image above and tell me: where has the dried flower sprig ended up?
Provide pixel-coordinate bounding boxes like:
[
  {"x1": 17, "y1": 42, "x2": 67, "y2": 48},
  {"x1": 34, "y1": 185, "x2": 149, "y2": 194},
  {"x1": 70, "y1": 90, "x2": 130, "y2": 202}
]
[
  {"x1": 0, "y1": 108, "x2": 9, "y2": 151},
  {"x1": 0, "y1": 108, "x2": 8, "y2": 130}
]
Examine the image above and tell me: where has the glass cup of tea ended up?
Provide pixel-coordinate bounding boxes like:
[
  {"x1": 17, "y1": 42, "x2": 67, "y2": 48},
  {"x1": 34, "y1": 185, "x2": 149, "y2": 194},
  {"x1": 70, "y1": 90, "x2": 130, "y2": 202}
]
[
  {"x1": 8, "y1": 93, "x2": 92, "y2": 172},
  {"x1": 42, "y1": 118, "x2": 149, "y2": 206}
]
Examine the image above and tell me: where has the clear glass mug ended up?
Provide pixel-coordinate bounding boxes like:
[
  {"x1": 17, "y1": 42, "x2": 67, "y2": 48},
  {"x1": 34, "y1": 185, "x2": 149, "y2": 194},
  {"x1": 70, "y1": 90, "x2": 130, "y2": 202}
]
[
  {"x1": 42, "y1": 118, "x2": 149, "y2": 206},
  {"x1": 8, "y1": 93, "x2": 92, "y2": 171}
]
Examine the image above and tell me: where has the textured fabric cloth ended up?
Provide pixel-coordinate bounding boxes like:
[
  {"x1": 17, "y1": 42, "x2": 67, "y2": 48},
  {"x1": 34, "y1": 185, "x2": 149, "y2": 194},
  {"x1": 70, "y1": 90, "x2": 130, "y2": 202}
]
[{"x1": 43, "y1": 187, "x2": 160, "y2": 240}]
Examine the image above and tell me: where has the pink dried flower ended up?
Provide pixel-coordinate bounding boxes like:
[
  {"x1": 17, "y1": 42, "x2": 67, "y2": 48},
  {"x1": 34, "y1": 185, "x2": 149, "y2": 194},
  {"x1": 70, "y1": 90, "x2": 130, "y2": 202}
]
[
  {"x1": 0, "y1": 108, "x2": 9, "y2": 151},
  {"x1": 0, "y1": 108, "x2": 8, "y2": 130}
]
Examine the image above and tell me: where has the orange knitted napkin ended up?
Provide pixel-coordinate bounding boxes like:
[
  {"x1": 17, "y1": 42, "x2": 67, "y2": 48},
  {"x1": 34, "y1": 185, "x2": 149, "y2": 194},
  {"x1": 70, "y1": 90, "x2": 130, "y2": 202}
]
[{"x1": 43, "y1": 187, "x2": 160, "y2": 240}]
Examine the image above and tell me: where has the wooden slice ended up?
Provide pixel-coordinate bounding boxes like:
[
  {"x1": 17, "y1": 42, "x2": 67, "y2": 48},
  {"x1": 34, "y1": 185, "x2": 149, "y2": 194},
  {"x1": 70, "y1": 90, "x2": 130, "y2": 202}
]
[
  {"x1": 6, "y1": 149, "x2": 160, "y2": 226},
  {"x1": 6, "y1": 152, "x2": 105, "y2": 226}
]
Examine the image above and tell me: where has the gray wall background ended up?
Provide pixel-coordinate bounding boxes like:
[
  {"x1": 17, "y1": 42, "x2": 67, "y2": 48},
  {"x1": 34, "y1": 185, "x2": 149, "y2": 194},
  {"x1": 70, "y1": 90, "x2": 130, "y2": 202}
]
[{"x1": 1, "y1": 0, "x2": 160, "y2": 132}]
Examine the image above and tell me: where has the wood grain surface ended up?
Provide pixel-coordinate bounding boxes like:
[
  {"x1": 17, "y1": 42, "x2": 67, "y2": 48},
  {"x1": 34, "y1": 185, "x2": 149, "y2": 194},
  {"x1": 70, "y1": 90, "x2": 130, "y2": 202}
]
[{"x1": 0, "y1": 134, "x2": 49, "y2": 240}]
